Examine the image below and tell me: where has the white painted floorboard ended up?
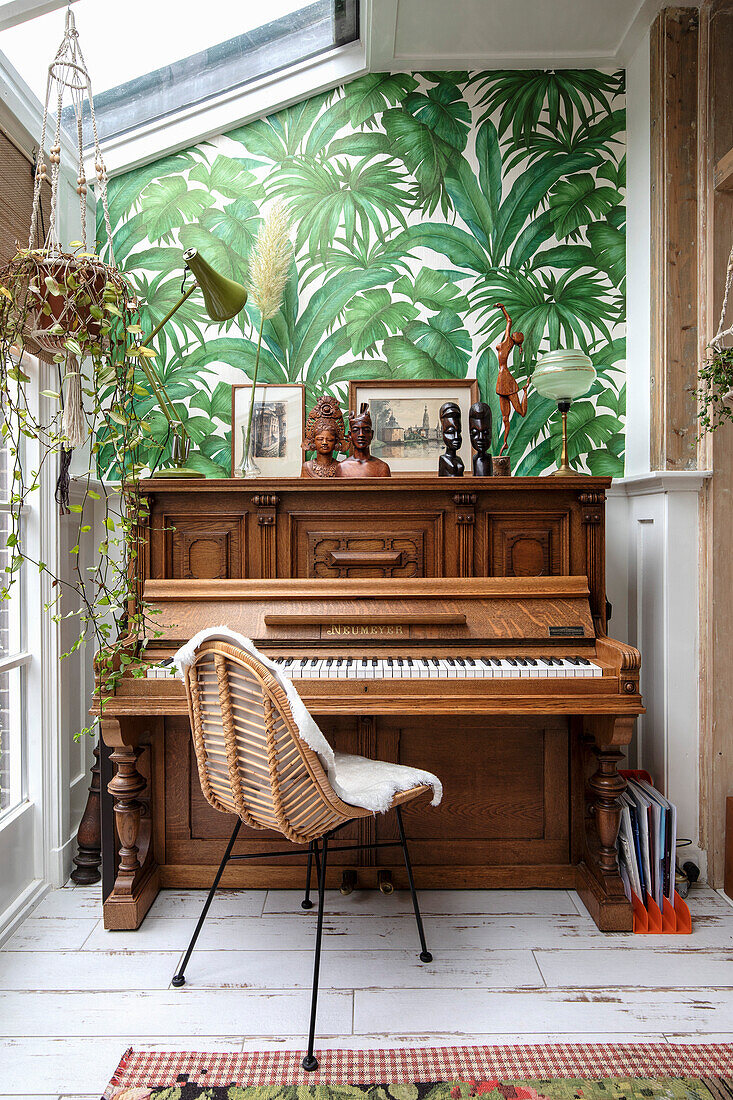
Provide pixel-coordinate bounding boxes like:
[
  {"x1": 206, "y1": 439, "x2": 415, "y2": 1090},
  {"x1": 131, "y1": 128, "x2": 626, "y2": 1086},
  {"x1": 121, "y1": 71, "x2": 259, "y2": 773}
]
[{"x1": 0, "y1": 884, "x2": 732, "y2": 1099}]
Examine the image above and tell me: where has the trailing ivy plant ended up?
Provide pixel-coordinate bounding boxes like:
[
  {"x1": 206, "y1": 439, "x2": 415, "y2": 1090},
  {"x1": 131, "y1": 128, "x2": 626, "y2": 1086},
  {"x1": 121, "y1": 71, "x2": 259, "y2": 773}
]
[
  {"x1": 0, "y1": 244, "x2": 159, "y2": 735},
  {"x1": 697, "y1": 345, "x2": 733, "y2": 435}
]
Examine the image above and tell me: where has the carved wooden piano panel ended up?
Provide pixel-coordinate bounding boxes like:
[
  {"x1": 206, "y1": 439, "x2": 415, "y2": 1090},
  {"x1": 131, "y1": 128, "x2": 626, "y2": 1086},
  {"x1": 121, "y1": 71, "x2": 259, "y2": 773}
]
[{"x1": 99, "y1": 477, "x2": 640, "y2": 932}]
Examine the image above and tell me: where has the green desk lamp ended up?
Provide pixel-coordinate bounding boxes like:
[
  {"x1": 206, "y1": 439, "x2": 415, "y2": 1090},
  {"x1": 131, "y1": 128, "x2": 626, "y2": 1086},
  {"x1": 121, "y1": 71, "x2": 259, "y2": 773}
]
[
  {"x1": 532, "y1": 349, "x2": 596, "y2": 476},
  {"x1": 135, "y1": 247, "x2": 247, "y2": 478}
]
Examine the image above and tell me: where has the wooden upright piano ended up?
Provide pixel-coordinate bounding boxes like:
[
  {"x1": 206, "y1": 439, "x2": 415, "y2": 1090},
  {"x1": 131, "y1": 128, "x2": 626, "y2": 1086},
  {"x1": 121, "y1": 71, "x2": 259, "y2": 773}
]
[{"x1": 97, "y1": 476, "x2": 643, "y2": 933}]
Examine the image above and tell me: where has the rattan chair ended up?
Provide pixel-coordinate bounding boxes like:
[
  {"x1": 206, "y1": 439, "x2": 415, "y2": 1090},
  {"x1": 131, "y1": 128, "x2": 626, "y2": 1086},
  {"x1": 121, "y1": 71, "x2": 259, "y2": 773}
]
[{"x1": 171, "y1": 638, "x2": 437, "y2": 1070}]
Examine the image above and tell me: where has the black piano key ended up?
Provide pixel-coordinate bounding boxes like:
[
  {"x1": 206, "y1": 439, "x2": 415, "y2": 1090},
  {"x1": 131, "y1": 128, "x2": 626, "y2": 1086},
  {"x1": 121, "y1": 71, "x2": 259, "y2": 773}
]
[
  {"x1": 551, "y1": 658, "x2": 564, "y2": 666},
  {"x1": 525, "y1": 658, "x2": 537, "y2": 666},
  {"x1": 466, "y1": 657, "x2": 476, "y2": 666},
  {"x1": 505, "y1": 657, "x2": 517, "y2": 666},
  {"x1": 490, "y1": 658, "x2": 502, "y2": 667},
  {"x1": 516, "y1": 658, "x2": 527, "y2": 666},
  {"x1": 578, "y1": 657, "x2": 591, "y2": 665},
  {"x1": 456, "y1": 658, "x2": 466, "y2": 667},
  {"x1": 372, "y1": 658, "x2": 378, "y2": 666},
  {"x1": 407, "y1": 658, "x2": 413, "y2": 666},
  {"x1": 326, "y1": 658, "x2": 333, "y2": 667},
  {"x1": 431, "y1": 658, "x2": 440, "y2": 667},
  {"x1": 421, "y1": 658, "x2": 430, "y2": 666},
  {"x1": 480, "y1": 658, "x2": 491, "y2": 667},
  {"x1": 566, "y1": 657, "x2": 581, "y2": 665},
  {"x1": 446, "y1": 658, "x2": 455, "y2": 667},
  {"x1": 387, "y1": 658, "x2": 394, "y2": 666}
]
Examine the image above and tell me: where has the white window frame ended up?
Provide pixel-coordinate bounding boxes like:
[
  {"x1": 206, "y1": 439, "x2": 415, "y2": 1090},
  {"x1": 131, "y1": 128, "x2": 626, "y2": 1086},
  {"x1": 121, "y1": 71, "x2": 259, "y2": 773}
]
[{"x1": 0, "y1": 500, "x2": 32, "y2": 820}]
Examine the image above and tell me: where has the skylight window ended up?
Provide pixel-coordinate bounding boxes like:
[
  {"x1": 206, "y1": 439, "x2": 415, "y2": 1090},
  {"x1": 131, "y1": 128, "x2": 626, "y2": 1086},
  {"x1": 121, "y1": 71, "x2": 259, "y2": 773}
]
[{"x1": 0, "y1": 0, "x2": 359, "y2": 142}]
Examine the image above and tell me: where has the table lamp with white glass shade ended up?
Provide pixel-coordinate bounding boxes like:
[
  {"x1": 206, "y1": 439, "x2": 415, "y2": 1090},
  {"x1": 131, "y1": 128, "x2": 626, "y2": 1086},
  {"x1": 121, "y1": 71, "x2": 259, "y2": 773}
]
[{"x1": 531, "y1": 349, "x2": 596, "y2": 476}]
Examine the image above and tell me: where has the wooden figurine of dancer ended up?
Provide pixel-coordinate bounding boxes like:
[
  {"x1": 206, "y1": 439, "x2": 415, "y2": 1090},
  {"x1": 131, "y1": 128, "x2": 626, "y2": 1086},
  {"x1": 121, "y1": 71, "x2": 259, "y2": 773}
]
[{"x1": 495, "y1": 303, "x2": 529, "y2": 455}]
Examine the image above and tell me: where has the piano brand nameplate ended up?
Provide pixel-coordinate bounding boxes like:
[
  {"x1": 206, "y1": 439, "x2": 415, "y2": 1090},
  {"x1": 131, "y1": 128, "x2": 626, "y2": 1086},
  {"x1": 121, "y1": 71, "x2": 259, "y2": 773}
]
[
  {"x1": 549, "y1": 626, "x2": 586, "y2": 637},
  {"x1": 321, "y1": 622, "x2": 409, "y2": 638}
]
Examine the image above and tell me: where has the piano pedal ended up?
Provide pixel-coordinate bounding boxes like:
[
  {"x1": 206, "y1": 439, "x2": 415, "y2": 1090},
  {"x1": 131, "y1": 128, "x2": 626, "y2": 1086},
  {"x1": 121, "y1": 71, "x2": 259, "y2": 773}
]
[
  {"x1": 377, "y1": 869, "x2": 394, "y2": 895},
  {"x1": 339, "y1": 869, "x2": 357, "y2": 896}
]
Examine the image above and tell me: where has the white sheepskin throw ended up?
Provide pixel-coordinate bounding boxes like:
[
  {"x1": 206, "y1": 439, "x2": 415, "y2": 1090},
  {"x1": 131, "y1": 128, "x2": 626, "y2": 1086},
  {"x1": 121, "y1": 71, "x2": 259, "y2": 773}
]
[{"x1": 173, "y1": 627, "x2": 442, "y2": 814}]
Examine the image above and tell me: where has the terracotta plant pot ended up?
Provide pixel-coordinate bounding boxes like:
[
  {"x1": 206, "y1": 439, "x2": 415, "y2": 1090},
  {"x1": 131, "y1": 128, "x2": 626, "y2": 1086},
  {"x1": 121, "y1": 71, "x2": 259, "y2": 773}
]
[{"x1": 25, "y1": 254, "x2": 110, "y2": 353}]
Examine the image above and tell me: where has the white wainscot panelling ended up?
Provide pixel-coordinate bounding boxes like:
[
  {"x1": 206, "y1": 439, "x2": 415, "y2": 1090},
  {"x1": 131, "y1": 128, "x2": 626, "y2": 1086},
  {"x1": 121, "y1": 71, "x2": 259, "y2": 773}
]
[{"x1": 607, "y1": 472, "x2": 710, "y2": 874}]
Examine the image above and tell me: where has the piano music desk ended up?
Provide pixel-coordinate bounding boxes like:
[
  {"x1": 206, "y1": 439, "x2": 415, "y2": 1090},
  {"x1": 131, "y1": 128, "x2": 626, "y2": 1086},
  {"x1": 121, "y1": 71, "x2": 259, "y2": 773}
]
[{"x1": 95, "y1": 477, "x2": 643, "y2": 934}]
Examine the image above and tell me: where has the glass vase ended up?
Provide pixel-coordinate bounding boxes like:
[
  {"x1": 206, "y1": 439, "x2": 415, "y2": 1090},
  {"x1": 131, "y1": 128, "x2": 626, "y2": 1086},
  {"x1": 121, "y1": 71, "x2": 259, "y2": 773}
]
[{"x1": 238, "y1": 423, "x2": 261, "y2": 478}]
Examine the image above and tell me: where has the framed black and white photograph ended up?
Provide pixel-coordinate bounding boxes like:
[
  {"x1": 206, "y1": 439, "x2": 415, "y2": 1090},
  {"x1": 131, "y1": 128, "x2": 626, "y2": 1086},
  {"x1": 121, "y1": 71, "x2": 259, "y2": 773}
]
[
  {"x1": 347, "y1": 379, "x2": 479, "y2": 474},
  {"x1": 231, "y1": 384, "x2": 305, "y2": 477}
]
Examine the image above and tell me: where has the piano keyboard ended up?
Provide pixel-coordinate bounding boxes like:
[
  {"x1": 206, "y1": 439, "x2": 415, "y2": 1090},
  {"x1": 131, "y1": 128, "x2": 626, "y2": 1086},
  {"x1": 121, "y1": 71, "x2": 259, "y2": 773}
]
[
  {"x1": 269, "y1": 656, "x2": 602, "y2": 679},
  {"x1": 145, "y1": 655, "x2": 603, "y2": 680}
]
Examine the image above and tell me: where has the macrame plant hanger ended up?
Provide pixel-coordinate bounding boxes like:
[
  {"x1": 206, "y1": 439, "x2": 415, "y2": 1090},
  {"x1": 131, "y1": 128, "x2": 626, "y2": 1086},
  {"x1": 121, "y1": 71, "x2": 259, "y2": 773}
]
[{"x1": 27, "y1": 3, "x2": 117, "y2": 451}]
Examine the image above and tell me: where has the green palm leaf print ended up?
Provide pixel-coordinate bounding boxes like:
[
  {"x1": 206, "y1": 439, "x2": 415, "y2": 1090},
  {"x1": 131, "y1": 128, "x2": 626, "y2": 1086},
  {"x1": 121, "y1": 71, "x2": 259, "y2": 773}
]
[{"x1": 103, "y1": 67, "x2": 626, "y2": 478}]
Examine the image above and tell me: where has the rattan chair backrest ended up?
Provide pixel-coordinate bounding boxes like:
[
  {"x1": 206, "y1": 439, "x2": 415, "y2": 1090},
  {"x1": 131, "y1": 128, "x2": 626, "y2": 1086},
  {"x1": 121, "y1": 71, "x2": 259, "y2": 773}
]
[{"x1": 182, "y1": 640, "x2": 363, "y2": 843}]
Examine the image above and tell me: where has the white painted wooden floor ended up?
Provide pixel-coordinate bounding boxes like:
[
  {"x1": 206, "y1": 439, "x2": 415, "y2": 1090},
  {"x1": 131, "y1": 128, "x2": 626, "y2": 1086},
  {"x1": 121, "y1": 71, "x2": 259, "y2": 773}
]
[{"x1": 0, "y1": 883, "x2": 732, "y2": 1100}]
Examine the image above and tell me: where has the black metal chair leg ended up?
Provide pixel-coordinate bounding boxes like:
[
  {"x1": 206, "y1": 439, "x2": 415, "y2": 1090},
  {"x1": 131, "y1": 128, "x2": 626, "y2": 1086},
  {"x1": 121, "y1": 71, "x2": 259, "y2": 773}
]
[
  {"x1": 301, "y1": 842, "x2": 315, "y2": 910},
  {"x1": 302, "y1": 835, "x2": 328, "y2": 1071},
  {"x1": 172, "y1": 818, "x2": 241, "y2": 987},
  {"x1": 396, "y1": 806, "x2": 432, "y2": 963}
]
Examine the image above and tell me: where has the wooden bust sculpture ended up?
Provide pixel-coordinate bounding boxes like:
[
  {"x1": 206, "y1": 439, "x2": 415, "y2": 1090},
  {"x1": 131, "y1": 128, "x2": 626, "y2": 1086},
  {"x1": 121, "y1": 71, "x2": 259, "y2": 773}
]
[
  {"x1": 496, "y1": 302, "x2": 529, "y2": 455},
  {"x1": 339, "y1": 403, "x2": 391, "y2": 478},
  {"x1": 469, "y1": 401, "x2": 493, "y2": 476},
  {"x1": 301, "y1": 395, "x2": 347, "y2": 479},
  {"x1": 438, "y1": 401, "x2": 464, "y2": 477}
]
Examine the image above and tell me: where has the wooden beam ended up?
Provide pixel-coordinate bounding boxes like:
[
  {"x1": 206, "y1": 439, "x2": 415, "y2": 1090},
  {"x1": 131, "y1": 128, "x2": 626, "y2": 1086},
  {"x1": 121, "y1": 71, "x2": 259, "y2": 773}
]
[
  {"x1": 698, "y1": 0, "x2": 733, "y2": 889},
  {"x1": 713, "y1": 145, "x2": 733, "y2": 190},
  {"x1": 650, "y1": 7, "x2": 700, "y2": 470}
]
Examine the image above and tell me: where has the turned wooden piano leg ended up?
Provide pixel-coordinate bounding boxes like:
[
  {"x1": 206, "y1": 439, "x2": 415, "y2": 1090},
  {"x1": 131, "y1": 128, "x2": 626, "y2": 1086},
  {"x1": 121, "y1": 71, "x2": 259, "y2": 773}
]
[
  {"x1": 101, "y1": 717, "x2": 159, "y2": 930},
  {"x1": 108, "y1": 746, "x2": 146, "y2": 893},
  {"x1": 576, "y1": 716, "x2": 633, "y2": 931},
  {"x1": 70, "y1": 741, "x2": 102, "y2": 885},
  {"x1": 588, "y1": 744, "x2": 626, "y2": 876}
]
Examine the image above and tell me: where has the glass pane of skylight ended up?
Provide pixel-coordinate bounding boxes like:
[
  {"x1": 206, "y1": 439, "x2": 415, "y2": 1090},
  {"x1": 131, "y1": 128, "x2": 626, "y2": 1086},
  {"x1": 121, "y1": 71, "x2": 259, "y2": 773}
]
[{"x1": 0, "y1": 0, "x2": 358, "y2": 141}]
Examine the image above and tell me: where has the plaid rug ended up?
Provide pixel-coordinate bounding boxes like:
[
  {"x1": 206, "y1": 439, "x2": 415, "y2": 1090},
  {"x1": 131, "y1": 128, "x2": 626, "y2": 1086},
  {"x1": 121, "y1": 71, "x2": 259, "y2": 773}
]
[{"x1": 104, "y1": 1044, "x2": 733, "y2": 1100}]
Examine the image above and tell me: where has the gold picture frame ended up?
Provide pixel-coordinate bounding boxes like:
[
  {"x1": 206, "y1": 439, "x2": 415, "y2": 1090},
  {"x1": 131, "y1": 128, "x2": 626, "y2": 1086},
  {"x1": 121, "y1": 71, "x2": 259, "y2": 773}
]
[
  {"x1": 347, "y1": 379, "x2": 479, "y2": 474},
  {"x1": 231, "y1": 383, "x2": 305, "y2": 477}
]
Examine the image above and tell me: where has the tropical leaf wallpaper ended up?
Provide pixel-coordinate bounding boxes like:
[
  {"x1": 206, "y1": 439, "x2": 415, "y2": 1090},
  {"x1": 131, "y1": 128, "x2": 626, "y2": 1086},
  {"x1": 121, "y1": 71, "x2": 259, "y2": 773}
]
[{"x1": 99, "y1": 69, "x2": 626, "y2": 478}]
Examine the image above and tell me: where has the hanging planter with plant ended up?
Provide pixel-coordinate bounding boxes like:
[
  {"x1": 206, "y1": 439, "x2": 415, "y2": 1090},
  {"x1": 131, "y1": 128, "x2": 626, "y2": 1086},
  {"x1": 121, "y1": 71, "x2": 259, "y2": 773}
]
[{"x1": 0, "y1": 7, "x2": 154, "y2": 726}]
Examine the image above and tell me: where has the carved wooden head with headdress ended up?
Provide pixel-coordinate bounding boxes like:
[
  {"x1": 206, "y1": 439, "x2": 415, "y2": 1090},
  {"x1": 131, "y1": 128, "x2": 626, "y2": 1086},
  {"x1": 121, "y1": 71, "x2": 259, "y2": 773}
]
[{"x1": 301, "y1": 395, "x2": 347, "y2": 478}]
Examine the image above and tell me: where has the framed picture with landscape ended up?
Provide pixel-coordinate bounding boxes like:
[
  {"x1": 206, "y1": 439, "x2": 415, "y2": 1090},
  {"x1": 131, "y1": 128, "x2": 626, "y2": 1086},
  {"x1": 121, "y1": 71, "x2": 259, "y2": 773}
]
[
  {"x1": 231, "y1": 384, "x2": 305, "y2": 477},
  {"x1": 347, "y1": 379, "x2": 479, "y2": 474}
]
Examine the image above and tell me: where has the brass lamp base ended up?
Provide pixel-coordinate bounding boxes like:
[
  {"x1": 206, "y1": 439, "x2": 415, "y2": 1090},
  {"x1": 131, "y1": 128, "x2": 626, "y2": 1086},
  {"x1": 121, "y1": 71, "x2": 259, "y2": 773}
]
[
  {"x1": 546, "y1": 399, "x2": 589, "y2": 477},
  {"x1": 150, "y1": 466, "x2": 205, "y2": 479},
  {"x1": 550, "y1": 463, "x2": 586, "y2": 477}
]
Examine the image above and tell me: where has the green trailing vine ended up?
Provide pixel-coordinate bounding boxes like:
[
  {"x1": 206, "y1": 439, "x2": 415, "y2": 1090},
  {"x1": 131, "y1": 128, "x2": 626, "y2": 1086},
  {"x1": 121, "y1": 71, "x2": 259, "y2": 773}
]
[
  {"x1": 697, "y1": 346, "x2": 733, "y2": 435},
  {"x1": 0, "y1": 244, "x2": 159, "y2": 735}
]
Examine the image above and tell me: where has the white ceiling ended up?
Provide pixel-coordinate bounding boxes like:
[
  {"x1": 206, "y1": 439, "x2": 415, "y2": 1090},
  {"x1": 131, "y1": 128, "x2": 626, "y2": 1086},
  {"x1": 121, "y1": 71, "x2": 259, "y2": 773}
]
[{"x1": 368, "y1": 0, "x2": 669, "y2": 70}]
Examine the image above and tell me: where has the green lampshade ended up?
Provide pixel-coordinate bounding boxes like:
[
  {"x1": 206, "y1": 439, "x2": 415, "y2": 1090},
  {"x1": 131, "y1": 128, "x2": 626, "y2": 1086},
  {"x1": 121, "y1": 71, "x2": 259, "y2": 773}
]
[
  {"x1": 183, "y1": 247, "x2": 248, "y2": 322},
  {"x1": 532, "y1": 349, "x2": 596, "y2": 402}
]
